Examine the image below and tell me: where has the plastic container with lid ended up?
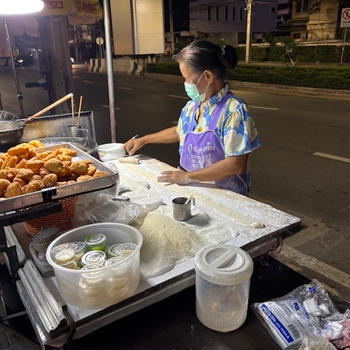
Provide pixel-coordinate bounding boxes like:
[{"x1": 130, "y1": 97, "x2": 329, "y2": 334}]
[
  {"x1": 46, "y1": 223, "x2": 142, "y2": 309},
  {"x1": 194, "y1": 244, "x2": 253, "y2": 332}
]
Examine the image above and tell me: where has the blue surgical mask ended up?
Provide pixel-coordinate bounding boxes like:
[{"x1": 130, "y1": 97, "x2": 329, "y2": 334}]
[{"x1": 184, "y1": 72, "x2": 209, "y2": 102}]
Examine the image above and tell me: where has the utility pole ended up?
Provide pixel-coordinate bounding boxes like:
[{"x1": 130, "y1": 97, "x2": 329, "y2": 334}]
[
  {"x1": 169, "y1": 0, "x2": 174, "y2": 53},
  {"x1": 245, "y1": 0, "x2": 253, "y2": 64},
  {"x1": 103, "y1": 0, "x2": 117, "y2": 143}
]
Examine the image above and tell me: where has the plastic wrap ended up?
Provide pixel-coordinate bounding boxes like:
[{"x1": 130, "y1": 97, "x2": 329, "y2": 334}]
[
  {"x1": 252, "y1": 280, "x2": 349, "y2": 350},
  {"x1": 72, "y1": 191, "x2": 145, "y2": 226}
]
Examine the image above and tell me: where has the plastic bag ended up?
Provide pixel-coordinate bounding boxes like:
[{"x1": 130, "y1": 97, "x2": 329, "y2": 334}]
[
  {"x1": 252, "y1": 280, "x2": 343, "y2": 350},
  {"x1": 297, "y1": 334, "x2": 337, "y2": 350},
  {"x1": 72, "y1": 190, "x2": 146, "y2": 226}
]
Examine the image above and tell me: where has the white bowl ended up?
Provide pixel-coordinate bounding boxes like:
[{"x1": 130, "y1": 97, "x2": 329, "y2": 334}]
[
  {"x1": 46, "y1": 223, "x2": 143, "y2": 309},
  {"x1": 97, "y1": 143, "x2": 126, "y2": 161}
]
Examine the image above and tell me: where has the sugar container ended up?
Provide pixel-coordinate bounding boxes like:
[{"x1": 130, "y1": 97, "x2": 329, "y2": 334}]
[{"x1": 194, "y1": 244, "x2": 253, "y2": 332}]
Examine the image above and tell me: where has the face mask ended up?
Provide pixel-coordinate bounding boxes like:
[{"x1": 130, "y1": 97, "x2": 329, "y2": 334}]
[{"x1": 184, "y1": 72, "x2": 209, "y2": 102}]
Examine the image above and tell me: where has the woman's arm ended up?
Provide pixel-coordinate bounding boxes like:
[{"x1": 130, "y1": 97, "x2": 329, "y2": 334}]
[
  {"x1": 124, "y1": 126, "x2": 179, "y2": 155},
  {"x1": 158, "y1": 154, "x2": 249, "y2": 185}
]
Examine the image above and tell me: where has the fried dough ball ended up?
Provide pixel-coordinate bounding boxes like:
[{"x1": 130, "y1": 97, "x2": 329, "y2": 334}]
[
  {"x1": 13, "y1": 177, "x2": 26, "y2": 187},
  {"x1": 15, "y1": 169, "x2": 34, "y2": 181},
  {"x1": 42, "y1": 150, "x2": 59, "y2": 162},
  {"x1": 93, "y1": 170, "x2": 109, "y2": 178},
  {"x1": 87, "y1": 164, "x2": 96, "y2": 176},
  {"x1": 28, "y1": 140, "x2": 44, "y2": 148},
  {"x1": 69, "y1": 161, "x2": 88, "y2": 176},
  {"x1": 0, "y1": 170, "x2": 8, "y2": 179},
  {"x1": 57, "y1": 165, "x2": 70, "y2": 178},
  {"x1": 44, "y1": 158, "x2": 64, "y2": 174},
  {"x1": 82, "y1": 159, "x2": 92, "y2": 164},
  {"x1": 15, "y1": 159, "x2": 27, "y2": 169},
  {"x1": 5, "y1": 182, "x2": 22, "y2": 198},
  {"x1": 58, "y1": 148, "x2": 76, "y2": 157},
  {"x1": 56, "y1": 181, "x2": 68, "y2": 186},
  {"x1": 0, "y1": 179, "x2": 10, "y2": 197},
  {"x1": 1, "y1": 155, "x2": 18, "y2": 169},
  {"x1": 57, "y1": 154, "x2": 72, "y2": 162},
  {"x1": 42, "y1": 173, "x2": 57, "y2": 188},
  {"x1": 30, "y1": 174, "x2": 42, "y2": 182},
  {"x1": 39, "y1": 168, "x2": 49, "y2": 178},
  {"x1": 6, "y1": 168, "x2": 18, "y2": 182},
  {"x1": 26, "y1": 159, "x2": 44, "y2": 172},
  {"x1": 22, "y1": 180, "x2": 42, "y2": 194},
  {"x1": 7, "y1": 144, "x2": 35, "y2": 159},
  {"x1": 0, "y1": 153, "x2": 6, "y2": 160},
  {"x1": 76, "y1": 175, "x2": 93, "y2": 182}
]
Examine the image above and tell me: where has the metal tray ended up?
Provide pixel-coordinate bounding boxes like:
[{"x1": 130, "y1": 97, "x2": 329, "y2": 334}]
[{"x1": 0, "y1": 143, "x2": 118, "y2": 213}]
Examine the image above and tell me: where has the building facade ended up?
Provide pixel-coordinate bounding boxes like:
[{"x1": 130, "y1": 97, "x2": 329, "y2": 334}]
[{"x1": 189, "y1": 0, "x2": 278, "y2": 44}]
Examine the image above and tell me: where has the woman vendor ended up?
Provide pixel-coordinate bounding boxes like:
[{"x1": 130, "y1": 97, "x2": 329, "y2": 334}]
[{"x1": 124, "y1": 41, "x2": 261, "y2": 196}]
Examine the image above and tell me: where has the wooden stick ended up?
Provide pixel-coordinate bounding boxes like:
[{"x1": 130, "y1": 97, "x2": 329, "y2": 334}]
[
  {"x1": 185, "y1": 194, "x2": 193, "y2": 205},
  {"x1": 23, "y1": 93, "x2": 74, "y2": 124},
  {"x1": 71, "y1": 95, "x2": 75, "y2": 126},
  {"x1": 77, "y1": 95, "x2": 83, "y2": 127}
]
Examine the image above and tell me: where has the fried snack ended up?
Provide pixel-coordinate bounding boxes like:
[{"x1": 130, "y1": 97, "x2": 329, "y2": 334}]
[
  {"x1": 15, "y1": 169, "x2": 34, "y2": 181},
  {"x1": 0, "y1": 159, "x2": 2, "y2": 168},
  {"x1": 13, "y1": 177, "x2": 26, "y2": 187},
  {"x1": 44, "y1": 158, "x2": 64, "y2": 174},
  {"x1": 0, "y1": 179, "x2": 10, "y2": 197},
  {"x1": 0, "y1": 153, "x2": 6, "y2": 160},
  {"x1": 22, "y1": 180, "x2": 42, "y2": 194},
  {"x1": 56, "y1": 181, "x2": 68, "y2": 186},
  {"x1": 42, "y1": 173, "x2": 57, "y2": 188},
  {"x1": 15, "y1": 159, "x2": 27, "y2": 169},
  {"x1": 76, "y1": 175, "x2": 93, "y2": 182},
  {"x1": 82, "y1": 159, "x2": 92, "y2": 164},
  {"x1": 57, "y1": 148, "x2": 76, "y2": 157},
  {"x1": 69, "y1": 161, "x2": 88, "y2": 176},
  {"x1": 0, "y1": 170, "x2": 8, "y2": 179},
  {"x1": 57, "y1": 154, "x2": 72, "y2": 162},
  {"x1": 93, "y1": 170, "x2": 109, "y2": 178},
  {"x1": 39, "y1": 168, "x2": 50, "y2": 178},
  {"x1": 57, "y1": 165, "x2": 70, "y2": 178},
  {"x1": 26, "y1": 159, "x2": 45, "y2": 172},
  {"x1": 7, "y1": 143, "x2": 36, "y2": 159},
  {"x1": 41, "y1": 150, "x2": 59, "y2": 162},
  {"x1": 6, "y1": 168, "x2": 18, "y2": 182},
  {"x1": 30, "y1": 174, "x2": 42, "y2": 182},
  {"x1": 87, "y1": 164, "x2": 96, "y2": 176},
  {"x1": 5, "y1": 182, "x2": 22, "y2": 198},
  {"x1": 28, "y1": 140, "x2": 44, "y2": 148}
]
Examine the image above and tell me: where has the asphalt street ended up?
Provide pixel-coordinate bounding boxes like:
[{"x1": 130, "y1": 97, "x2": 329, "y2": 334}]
[{"x1": 1, "y1": 66, "x2": 349, "y2": 301}]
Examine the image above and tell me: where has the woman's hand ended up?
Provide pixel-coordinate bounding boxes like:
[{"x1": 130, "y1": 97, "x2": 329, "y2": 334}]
[
  {"x1": 124, "y1": 136, "x2": 146, "y2": 156},
  {"x1": 157, "y1": 169, "x2": 192, "y2": 185}
]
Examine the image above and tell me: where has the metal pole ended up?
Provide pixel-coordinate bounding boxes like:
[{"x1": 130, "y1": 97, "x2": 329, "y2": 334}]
[
  {"x1": 245, "y1": 0, "x2": 252, "y2": 64},
  {"x1": 3, "y1": 16, "x2": 25, "y2": 117},
  {"x1": 103, "y1": 0, "x2": 117, "y2": 142},
  {"x1": 340, "y1": 28, "x2": 347, "y2": 65},
  {"x1": 169, "y1": 0, "x2": 174, "y2": 54}
]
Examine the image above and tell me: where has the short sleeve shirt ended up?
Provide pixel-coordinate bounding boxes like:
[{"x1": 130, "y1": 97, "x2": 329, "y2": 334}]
[{"x1": 176, "y1": 85, "x2": 261, "y2": 157}]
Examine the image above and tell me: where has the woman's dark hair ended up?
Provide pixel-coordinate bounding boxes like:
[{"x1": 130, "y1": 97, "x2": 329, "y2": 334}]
[{"x1": 173, "y1": 40, "x2": 238, "y2": 80}]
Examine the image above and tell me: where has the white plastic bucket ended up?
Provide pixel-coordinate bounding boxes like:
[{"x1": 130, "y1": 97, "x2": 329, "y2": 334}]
[
  {"x1": 46, "y1": 223, "x2": 142, "y2": 309},
  {"x1": 97, "y1": 143, "x2": 126, "y2": 161},
  {"x1": 194, "y1": 244, "x2": 253, "y2": 332}
]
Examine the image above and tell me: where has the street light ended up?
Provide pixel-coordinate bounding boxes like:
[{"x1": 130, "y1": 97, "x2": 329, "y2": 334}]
[
  {"x1": 0, "y1": 0, "x2": 44, "y2": 15},
  {"x1": 1, "y1": 0, "x2": 44, "y2": 117}
]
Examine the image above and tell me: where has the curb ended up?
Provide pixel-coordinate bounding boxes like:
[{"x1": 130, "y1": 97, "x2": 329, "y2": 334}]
[{"x1": 144, "y1": 72, "x2": 350, "y2": 101}]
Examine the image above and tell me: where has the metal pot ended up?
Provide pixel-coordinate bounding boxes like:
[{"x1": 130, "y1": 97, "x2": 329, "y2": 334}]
[
  {"x1": 0, "y1": 111, "x2": 24, "y2": 146},
  {"x1": 0, "y1": 93, "x2": 74, "y2": 147}
]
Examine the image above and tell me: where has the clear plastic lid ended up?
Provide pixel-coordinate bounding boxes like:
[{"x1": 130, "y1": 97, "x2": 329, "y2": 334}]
[
  {"x1": 194, "y1": 244, "x2": 253, "y2": 286},
  {"x1": 81, "y1": 250, "x2": 106, "y2": 266},
  {"x1": 85, "y1": 234, "x2": 107, "y2": 247},
  {"x1": 71, "y1": 241, "x2": 87, "y2": 254},
  {"x1": 54, "y1": 248, "x2": 75, "y2": 264}
]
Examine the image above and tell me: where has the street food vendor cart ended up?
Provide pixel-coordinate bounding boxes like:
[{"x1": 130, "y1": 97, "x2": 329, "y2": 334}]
[{"x1": 0, "y1": 112, "x2": 301, "y2": 349}]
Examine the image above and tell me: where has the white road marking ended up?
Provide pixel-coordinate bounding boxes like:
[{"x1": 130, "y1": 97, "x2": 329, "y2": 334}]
[
  {"x1": 313, "y1": 152, "x2": 350, "y2": 163},
  {"x1": 249, "y1": 105, "x2": 279, "y2": 111},
  {"x1": 168, "y1": 94, "x2": 188, "y2": 100},
  {"x1": 82, "y1": 80, "x2": 94, "y2": 84},
  {"x1": 272, "y1": 244, "x2": 350, "y2": 289},
  {"x1": 118, "y1": 86, "x2": 132, "y2": 90},
  {"x1": 102, "y1": 104, "x2": 120, "y2": 110}
]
